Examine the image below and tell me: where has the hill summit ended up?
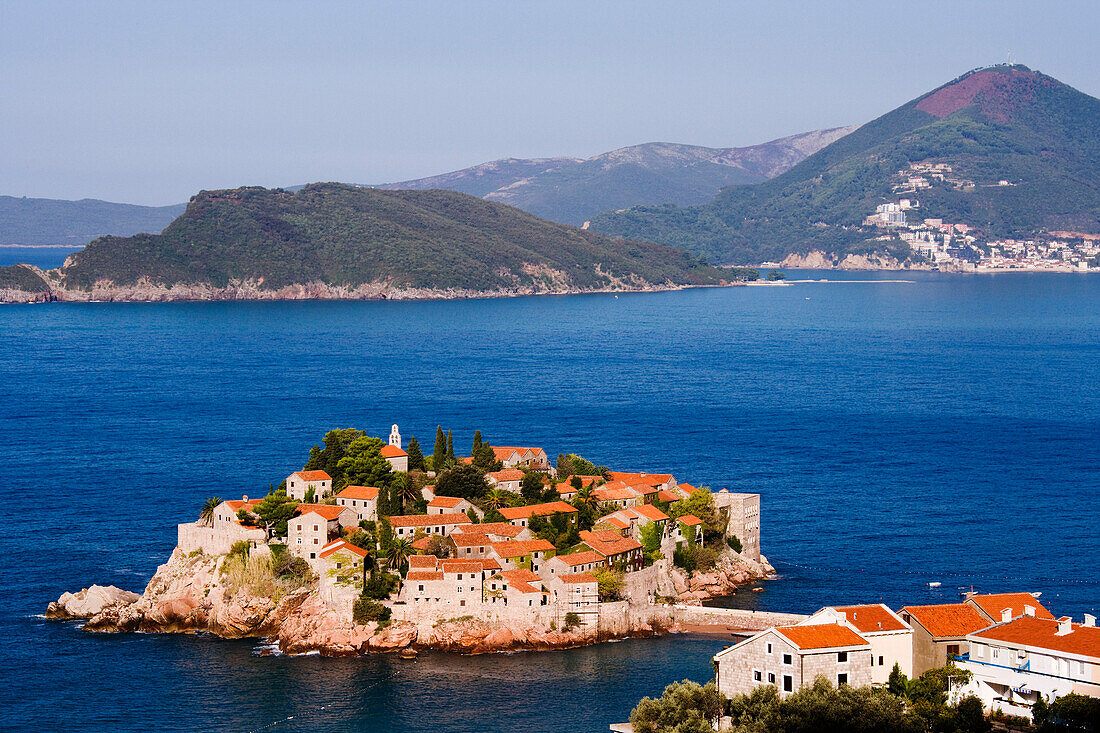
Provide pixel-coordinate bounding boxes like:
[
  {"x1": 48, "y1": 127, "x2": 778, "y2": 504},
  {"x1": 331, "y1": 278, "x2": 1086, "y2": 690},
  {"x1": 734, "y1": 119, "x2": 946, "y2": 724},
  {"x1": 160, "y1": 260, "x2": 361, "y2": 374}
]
[{"x1": 592, "y1": 65, "x2": 1100, "y2": 265}]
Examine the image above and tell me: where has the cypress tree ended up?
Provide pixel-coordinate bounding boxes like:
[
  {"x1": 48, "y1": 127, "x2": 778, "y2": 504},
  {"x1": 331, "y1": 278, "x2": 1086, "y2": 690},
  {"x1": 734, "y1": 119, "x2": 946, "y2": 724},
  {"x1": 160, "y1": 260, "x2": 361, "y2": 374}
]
[
  {"x1": 406, "y1": 436, "x2": 424, "y2": 471},
  {"x1": 446, "y1": 430, "x2": 455, "y2": 461},
  {"x1": 433, "y1": 426, "x2": 446, "y2": 471},
  {"x1": 471, "y1": 430, "x2": 483, "y2": 456}
]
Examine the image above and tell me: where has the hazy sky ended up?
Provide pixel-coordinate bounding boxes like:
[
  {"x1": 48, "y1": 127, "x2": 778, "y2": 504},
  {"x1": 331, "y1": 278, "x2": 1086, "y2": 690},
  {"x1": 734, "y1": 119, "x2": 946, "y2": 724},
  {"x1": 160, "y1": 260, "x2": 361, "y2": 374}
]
[{"x1": 3, "y1": 0, "x2": 1099, "y2": 205}]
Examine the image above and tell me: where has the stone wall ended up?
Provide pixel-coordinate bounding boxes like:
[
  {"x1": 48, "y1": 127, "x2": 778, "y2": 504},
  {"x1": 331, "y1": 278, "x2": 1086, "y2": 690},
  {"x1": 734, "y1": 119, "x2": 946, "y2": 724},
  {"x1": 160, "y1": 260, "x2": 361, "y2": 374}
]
[
  {"x1": 670, "y1": 604, "x2": 808, "y2": 631},
  {"x1": 177, "y1": 521, "x2": 265, "y2": 556}
]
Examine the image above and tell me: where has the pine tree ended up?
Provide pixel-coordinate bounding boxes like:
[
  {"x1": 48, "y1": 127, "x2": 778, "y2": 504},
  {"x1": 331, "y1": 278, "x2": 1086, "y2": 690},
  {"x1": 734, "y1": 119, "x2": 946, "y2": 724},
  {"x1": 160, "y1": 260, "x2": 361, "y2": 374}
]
[
  {"x1": 433, "y1": 426, "x2": 446, "y2": 471},
  {"x1": 446, "y1": 430, "x2": 455, "y2": 461},
  {"x1": 471, "y1": 430, "x2": 483, "y2": 456},
  {"x1": 406, "y1": 436, "x2": 425, "y2": 471}
]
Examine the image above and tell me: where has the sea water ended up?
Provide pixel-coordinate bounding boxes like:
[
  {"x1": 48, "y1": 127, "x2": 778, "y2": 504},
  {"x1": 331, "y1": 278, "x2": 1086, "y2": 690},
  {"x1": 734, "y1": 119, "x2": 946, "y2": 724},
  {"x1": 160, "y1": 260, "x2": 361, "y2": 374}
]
[{"x1": 1, "y1": 271, "x2": 1097, "y2": 731}]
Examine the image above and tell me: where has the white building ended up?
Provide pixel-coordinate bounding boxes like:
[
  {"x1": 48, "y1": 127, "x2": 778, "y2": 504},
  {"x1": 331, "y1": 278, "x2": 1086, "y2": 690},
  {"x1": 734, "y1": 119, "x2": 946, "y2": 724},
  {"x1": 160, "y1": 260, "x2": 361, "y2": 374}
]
[
  {"x1": 285, "y1": 470, "x2": 332, "y2": 501},
  {"x1": 335, "y1": 485, "x2": 379, "y2": 522},
  {"x1": 806, "y1": 604, "x2": 913, "y2": 684}
]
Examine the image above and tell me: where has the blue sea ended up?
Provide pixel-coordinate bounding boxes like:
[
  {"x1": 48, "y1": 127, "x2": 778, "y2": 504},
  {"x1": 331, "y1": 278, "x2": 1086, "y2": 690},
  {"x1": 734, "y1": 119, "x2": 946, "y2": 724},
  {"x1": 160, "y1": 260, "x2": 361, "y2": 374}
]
[{"x1": 2, "y1": 272, "x2": 1098, "y2": 732}]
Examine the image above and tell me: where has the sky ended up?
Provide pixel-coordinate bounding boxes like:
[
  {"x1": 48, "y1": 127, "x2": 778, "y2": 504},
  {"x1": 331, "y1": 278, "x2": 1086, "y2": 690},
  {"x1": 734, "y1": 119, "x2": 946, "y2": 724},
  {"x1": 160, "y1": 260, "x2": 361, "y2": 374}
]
[{"x1": 3, "y1": 0, "x2": 1100, "y2": 205}]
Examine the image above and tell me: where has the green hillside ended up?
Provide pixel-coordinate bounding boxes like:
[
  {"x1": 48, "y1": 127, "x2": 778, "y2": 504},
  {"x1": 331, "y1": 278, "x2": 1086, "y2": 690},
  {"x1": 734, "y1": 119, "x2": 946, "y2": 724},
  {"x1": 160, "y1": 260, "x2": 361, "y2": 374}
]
[
  {"x1": 591, "y1": 66, "x2": 1100, "y2": 264},
  {"x1": 60, "y1": 183, "x2": 727, "y2": 292},
  {"x1": 0, "y1": 195, "x2": 184, "y2": 246}
]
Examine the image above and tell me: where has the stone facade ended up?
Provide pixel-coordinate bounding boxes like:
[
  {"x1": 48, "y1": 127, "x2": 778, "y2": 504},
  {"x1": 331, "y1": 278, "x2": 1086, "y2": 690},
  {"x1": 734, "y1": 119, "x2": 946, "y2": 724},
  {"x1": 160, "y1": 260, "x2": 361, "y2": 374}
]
[
  {"x1": 714, "y1": 491, "x2": 761, "y2": 562},
  {"x1": 285, "y1": 470, "x2": 331, "y2": 501}
]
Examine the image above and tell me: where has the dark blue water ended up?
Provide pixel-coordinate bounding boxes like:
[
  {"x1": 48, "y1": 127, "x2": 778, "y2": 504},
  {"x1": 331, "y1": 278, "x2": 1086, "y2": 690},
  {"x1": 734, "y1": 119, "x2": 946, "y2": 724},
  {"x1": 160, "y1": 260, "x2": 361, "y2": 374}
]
[
  {"x1": 2, "y1": 272, "x2": 1098, "y2": 731},
  {"x1": 0, "y1": 245, "x2": 81, "y2": 269}
]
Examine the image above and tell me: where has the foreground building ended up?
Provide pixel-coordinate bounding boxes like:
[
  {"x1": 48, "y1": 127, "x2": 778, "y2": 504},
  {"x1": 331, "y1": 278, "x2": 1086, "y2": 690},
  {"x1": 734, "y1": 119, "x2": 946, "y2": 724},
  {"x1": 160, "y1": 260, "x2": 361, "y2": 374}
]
[
  {"x1": 807, "y1": 604, "x2": 913, "y2": 684},
  {"x1": 901, "y1": 603, "x2": 991, "y2": 675}
]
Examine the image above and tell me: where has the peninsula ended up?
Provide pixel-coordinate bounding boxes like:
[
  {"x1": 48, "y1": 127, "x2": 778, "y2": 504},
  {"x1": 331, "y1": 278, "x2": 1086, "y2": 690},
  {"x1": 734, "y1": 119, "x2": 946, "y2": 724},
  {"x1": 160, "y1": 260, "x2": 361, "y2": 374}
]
[
  {"x1": 48, "y1": 426, "x2": 773, "y2": 655},
  {"x1": 0, "y1": 184, "x2": 754, "y2": 304}
]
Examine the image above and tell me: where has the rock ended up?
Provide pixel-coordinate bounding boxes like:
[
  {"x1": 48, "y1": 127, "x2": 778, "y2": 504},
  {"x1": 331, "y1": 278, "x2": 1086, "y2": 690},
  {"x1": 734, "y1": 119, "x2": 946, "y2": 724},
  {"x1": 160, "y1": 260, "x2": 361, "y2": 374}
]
[
  {"x1": 46, "y1": 585, "x2": 140, "y2": 620},
  {"x1": 368, "y1": 622, "x2": 417, "y2": 652}
]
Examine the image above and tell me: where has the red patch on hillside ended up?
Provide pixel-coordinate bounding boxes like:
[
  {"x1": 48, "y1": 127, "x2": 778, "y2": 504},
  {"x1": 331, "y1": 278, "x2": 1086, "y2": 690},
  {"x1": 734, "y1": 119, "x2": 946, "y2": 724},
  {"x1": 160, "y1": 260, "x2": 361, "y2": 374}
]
[{"x1": 916, "y1": 68, "x2": 1048, "y2": 123}]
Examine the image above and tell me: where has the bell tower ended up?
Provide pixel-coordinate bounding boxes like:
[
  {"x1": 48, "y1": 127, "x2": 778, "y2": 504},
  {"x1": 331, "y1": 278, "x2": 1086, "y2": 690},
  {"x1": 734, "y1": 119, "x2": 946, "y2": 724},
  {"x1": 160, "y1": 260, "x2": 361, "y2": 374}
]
[{"x1": 389, "y1": 424, "x2": 402, "y2": 449}]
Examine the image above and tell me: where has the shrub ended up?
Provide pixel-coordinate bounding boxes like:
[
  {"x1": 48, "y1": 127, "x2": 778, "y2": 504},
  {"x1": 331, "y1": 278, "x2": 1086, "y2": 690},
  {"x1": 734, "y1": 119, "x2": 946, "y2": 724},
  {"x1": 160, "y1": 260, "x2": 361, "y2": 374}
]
[
  {"x1": 592, "y1": 567, "x2": 625, "y2": 602},
  {"x1": 352, "y1": 597, "x2": 392, "y2": 627},
  {"x1": 726, "y1": 535, "x2": 743, "y2": 554},
  {"x1": 271, "y1": 552, "x2": 312, "y2": 583},
  {"x1": 630, "y1": 680, "x2": 724, "y2": 733},
  {"x1": 363, "y1": 571, "x2": 399, "y2": 600},
  {"x1": 228, "y1": 541, "x2": 251, "y2": 559},
  {"x1": 563, "y1": 612, "x2": 582, "y2": 630}
]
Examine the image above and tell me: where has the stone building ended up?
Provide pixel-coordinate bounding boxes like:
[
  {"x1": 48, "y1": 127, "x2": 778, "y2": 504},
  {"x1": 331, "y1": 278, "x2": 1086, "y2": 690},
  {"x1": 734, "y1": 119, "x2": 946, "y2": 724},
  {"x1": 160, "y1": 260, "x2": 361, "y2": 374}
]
[
  {"x1": 288, "y1": 504, "x2": 357, "y2": 560},
  {"x1": 807, "y1": 604, "x2": 913, "y2": 684},
  {"x1": 900, "y1": 603, "x2": 991, "y2": 675},
  {"x1": 713, "y1": 490, "x2": 761, "y2": 562},
  {"x1": 714, "y1": 622, "x2": 873, "y2": 698},
  {"x1": 335, "y1": 485, "x2": 379, "y2": 522},
  {"x1": 389, "y1": 513, "x2": 471, "y2": 539},
  {"x1": 285, "y1": 470, "x2": 332, "y2": 501}
]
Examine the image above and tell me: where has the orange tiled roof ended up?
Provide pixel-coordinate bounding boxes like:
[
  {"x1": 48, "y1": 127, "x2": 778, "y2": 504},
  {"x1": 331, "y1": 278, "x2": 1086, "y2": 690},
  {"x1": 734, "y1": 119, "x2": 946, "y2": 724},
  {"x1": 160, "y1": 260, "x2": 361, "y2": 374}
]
[
  {"x1": 592, "y1": 486, "x2": 643, "y2": 502},
  {"x1": 678, "y1": 514, "x2": 702, "y2": 526},
  {"x1": 406, "y1": 570, "x2": 444, "y2": 581},
  {"x1": 555, "y1": 551, "x2": 602, "y2": 566},
  {"x1": 295, "y1": 504, "x2": 349, "y2": 521},
  {"x1": 600, "y1": 516, "x2": 630, "y2": 530},
  {"x1": 607, "y1": 471, "x2": 674, "y2": 486},
  {"x1": 410, "y1": 536, "x2": 433, "y2": 551},
  {"x1": 380, "y1": 444, "x2": 407, "y2": 458},
  {"x1": 973, "y1": 615, "x2": 1100, "y2": 659},
  {"x1": 455, "y1": 522, "x2": 524, "y2": 538},
  {"x1": 776, "y1": 623, "x2": 869, "y2": 650},
  {"x1": 488, "y1": 469, "x2": 525, "y2": 482},
  {"x1": 902, "y1": 603, "x2": 990, "y2": 638},
  {"x1": 292, "y1": 470, "x2": 331, "y2": 482},
  {"x1": 580, "y1": 529, "x2": 642, "y2": 557},
  {"x1": 832, "y1": 604, "x2": 909, "y2": 633},
  {"x1": 632, "y1": 504, "x2": 670, "y2": 522},
  {"x1": 490, "y1": 539, "x2": 555, "y2": 558},
  {"x1": 337, "y1": 485, "x2": 379, "y2": 500},
  {"x1": 498, "y1": 569, "x2": 545, "y2": 594},
  {"x1": 428, "y1": 496, "x2": 465, "y2": 508},
  {"x1": 499, "y1": 501, "x2": 578, "y2": 520},
  {"x1": 677, "y1": 483, "x2": 699, "y2": 494},
  {"x1": 560, "y1": 572, "x2": 597, "y2": 584},
  {"x1": 450, "y1": 533, "x2": 491, "y2": 547},
  {"x1": 440, "y1": 559, "x2": 488, "y2": 574},
  {"x1": 318, "y1": 539, "x2": 368, "y2": 560},
  {"x1": 408, "y1": 555, "x2": 439, "y2": 569},
  {"x1": 968, "y1": 593, "x2": 1054, "y2": 621},
  {"x1": 224, "y1": 498, "x2": 261, "y2": 512},
  {"x1": 388, "y1": 513, "x2": 472, "y2": 527}
]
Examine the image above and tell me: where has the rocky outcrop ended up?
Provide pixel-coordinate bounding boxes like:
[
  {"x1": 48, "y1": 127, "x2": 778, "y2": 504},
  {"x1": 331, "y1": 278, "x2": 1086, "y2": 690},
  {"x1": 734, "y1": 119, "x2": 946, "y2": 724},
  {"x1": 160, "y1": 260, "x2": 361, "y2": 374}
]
[
  {"x1": 780, "y1": 250, "x2": 933, "y2": 271},
  {"x1": 420, "y1": 617, "x2": 591, "y2": 655},
  {"x1": 45, "y1": 585, "x2": 140, "y2": 619},
  {"x1": 673, "y1": 553, "x2": 775, "y2": 606}
]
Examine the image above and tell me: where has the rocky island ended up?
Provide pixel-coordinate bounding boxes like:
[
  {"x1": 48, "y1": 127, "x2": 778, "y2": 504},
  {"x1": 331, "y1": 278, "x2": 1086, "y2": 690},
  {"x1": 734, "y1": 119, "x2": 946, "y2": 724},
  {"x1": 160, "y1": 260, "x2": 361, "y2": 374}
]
[{"x1": 48, "y1": 426, "x2": 773, "y2": 656}]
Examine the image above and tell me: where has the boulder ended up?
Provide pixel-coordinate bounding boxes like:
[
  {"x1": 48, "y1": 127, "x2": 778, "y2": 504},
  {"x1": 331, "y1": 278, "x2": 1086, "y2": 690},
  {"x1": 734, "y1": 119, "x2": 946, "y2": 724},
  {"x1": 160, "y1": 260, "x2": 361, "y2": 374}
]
[{"x1": 46, "y1": 585, "x2": 139, "y2": 620}]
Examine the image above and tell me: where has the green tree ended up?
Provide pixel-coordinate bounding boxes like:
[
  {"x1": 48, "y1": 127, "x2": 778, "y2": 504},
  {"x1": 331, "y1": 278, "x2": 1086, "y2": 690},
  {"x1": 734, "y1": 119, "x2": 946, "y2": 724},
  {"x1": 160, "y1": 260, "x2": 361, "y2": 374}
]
[
  {"x1": 435, "y1": 464, "x2": 490, "y2": 501},
  {"x1": 472, "y1": 441, "x2": 500, "y2": 472},
  {"x1": 446, "y1": 429, "x2": 455, "y2": 462},
  {"x1": 520, "y1": 472, "x2": 546, "y2": 504},
  {"x1": 336, "y1": 436, "x2": 394, "y2": 489},
  {"x1": 199, "y1": 497, "x2": 221, "y2": 527},
  {"x1": 630, "y1": 680, "x2": 724, "y2": 733},
  {"x1": 406, "y1": 436, "x2": 425, "y2": 472},
  {"x1": 952, "y1": 695, "x2": 991, "y2": 733},
  {"x1": 471, "y1": 430, "x2": 483, "y2": 456},
  {"x1": 670, "y1": 489, "x2": 724, "y2": 541},
  {"x1": 766, "y1": 269, "x2": 786, "y2": 281},
  {"x1": 482, "y1": 508, "x2": 506, "y2": 523},
  {"x1": 253, "y1": 490, "x2": 299, "y2": 538},
  {"x1": 640, "y1": 521, "x2": 662, "y2": 564},
  {"x1": 1041, "y1": 693, "x2": 1100, "y2": 732},
  {"x1": 485, "y1": 488, "x2": 510, "y2": 511},
  {"x1": 396, "y1": 473, "x2": 419, "y2": 513},
  {"x1": 572, "y1": 484, "x2": 597, "y2": 511},
  {"x1": 386, "y1": 537, "x2": 414, "y2": 574},
  {"x1": 592, "y1": 567, "x2": 625, "y2": 601},
  {"x1": 432, "y1": 426, "x2": 446, "y2": 471},
  {"x1": 887, "y1": 663, "x2": 908, "y2": 698},
  {"x1": 304, "y1": 428, "x2": 366, "y2": 487}
]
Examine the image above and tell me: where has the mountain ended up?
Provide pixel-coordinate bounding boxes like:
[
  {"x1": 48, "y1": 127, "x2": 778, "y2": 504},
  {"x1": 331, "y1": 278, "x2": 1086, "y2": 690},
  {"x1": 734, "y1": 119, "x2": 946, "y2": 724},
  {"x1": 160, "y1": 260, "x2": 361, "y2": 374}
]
[
  {"x1": 377, "y1": 128, "x2": 857, "y2": 226},
  {"x1": 591, "y1": 65, "x2": 1100, "y2": 264},
  {"x1": 0, "y1": 196, "x2": 185, "y2": 246},
  {"x1": 16, "y1": 183, "x2": 736, "y2": 301}
]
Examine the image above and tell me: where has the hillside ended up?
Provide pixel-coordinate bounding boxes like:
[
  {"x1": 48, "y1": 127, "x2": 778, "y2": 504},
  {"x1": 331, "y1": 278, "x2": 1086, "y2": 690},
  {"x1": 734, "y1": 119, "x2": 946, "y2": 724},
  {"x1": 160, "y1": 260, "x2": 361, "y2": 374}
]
[
  {"x1": 378, "y1": 128, "x2": 856, "y2": 226},
  {"x1": 0, "y1": 196, "x2": 184, "y2": 246},
  {"x1": 44, "y1": 183, "x2": 732, "y2": 299},
  {"x1": 591, "y1": 65, "x2": 1100, "y2": 264}
]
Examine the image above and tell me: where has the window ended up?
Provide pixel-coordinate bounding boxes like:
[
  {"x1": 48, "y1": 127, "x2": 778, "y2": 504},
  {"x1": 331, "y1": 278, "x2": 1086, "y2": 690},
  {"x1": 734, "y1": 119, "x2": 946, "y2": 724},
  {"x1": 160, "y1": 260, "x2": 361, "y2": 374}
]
[
  {"x1": 837, "y1": 651, "x2": 848, "y2": 663},
  {"x1": 309, "y1": 553, "x2": 316, "y2": 559},
  {"x1": 837, "y1": 673, "x2": 848, "y2": 686},
  {"x1": 947, "y1": 644, "x2": 960, "y2": 657},
  {"x1": 782, "y1": 653, "x2": 792, "y2": 666},
  {"x1": 457, "y1": 574, "x2": 463, "y2": 580},
  {"x1": 457, "y1": 586, "x2": 463, "y2": 593},
  {"x1": 766, "y1": 642, "x2": 773, "y2": 655},
  {"x1": 878, "y1": 655, "x2": 884, "y2": 667},
  {"x1": 460, "y1": 600, "x2": 465, "y2": 607},
  {"x1": 783, "y1": 675, "x2": 793, "y2": 693},
  {"x1": 753, "y1": 670, "x2": 762, "y2": 682},
  {"x1": 767, "y1": 673, "x2": 775, "y2": 684},
  {"x1": 418, "y1": 584, "x2": 424, "y2": 592}
]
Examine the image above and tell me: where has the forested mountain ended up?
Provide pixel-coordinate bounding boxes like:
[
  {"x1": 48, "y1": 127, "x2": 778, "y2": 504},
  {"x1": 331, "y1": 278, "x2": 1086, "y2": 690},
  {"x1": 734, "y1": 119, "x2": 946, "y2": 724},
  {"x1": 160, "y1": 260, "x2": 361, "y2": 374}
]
[
  {"x1": 51, "y1": 183, "x2": 727, "y2": 296},
  {"x1": 0, "y1": 195, "x2": 185, "y2": 246},
  {"x1": 378, "y1": 128, "x2": 857, "y2": 226},
  {"x1": 591, "y1": 66, "x2": 1100, "y2": 264}
]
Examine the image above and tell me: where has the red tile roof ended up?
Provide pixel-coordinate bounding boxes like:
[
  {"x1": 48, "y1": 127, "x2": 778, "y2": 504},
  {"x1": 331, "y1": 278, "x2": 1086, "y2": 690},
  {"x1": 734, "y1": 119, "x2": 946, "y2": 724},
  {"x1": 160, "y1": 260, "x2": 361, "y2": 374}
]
[
  {"x1": 968, "y1": 593, "x2": 1054, "y2": 621},
  {"x1": 337, "y1": 485, "x2": 379, "y2": 500},
  {"x1": 410, "y1": 536, "x2": 433, "y2": 551},
  {"x1": 428, "y1": 496, "x2": 465, "y2": 508},
  {"x1": 440, "y1": 559, "x2": 489, "y2": 574},
  {"x1": 555, "y1": 551, "x2": 602, "y2": 566},
  {"x1": 678, "y1": 514, "x2": 702, "y2": 526},
  {"x1": 455, "y1": 522, "x2": 524, "y2": 538},
  {"x1": 498, "y1": 569, "x2": 545, "y2": 594},
  {"x1": 607, "y1": 472, "x2": 674, "y2": 487},
  {"x1": 388, "y1": 513, "x2": 472, "y2": 528},
  {"x1": 406, "y1": 570, "x2": 443, "y2": 581},
  {"x1": 488, "y1": 469, "x2": 525, "y2": 482},
  {"x1": 677, "y1": 483, "x2": 699, "y2": 495},
  {"x1": 776, "y1": 623, "x2": 869, "y2": 650},
  {"x1": 380, "y1": 444, "x2": 407, "y2": 458},
  {"x1": 592, "y1": 486, "x2": 642, "y2": 502},
  {"x1": 832, "y1": 604, "x2": 909, "y2": 633},
  {"x1": 490, "y1": 539, "x2": 556, "y2": 558},
  {"x1": 318, "y1": 539, "x2": 369, "y2": 560},
  {"x1": 498, "y1": 501, "x2": 578, "y2": 520},
  {"x1": 657, "y1": 490, "x2": 680, "y2": 502},
  {"x1": 902, "y1": 604, "x2": 990, "y2": 638},
  {"x1": 632, "y1": 504, "x2": 670, "y2": 522},
  {"x1": 408, "y1": 555, "x2": 439, "y2": 569},
  {"x1": 449, "y1": 533, "x2": 491, "y2": 547},
  {"x1": 560, "y1": 572, "x2": 597, "y2": 584},
  {"x1": 600, "y1": 516, "x2": 630, "y2": 530},
  {"x1": 295, "y1": 504, "x2": 350, "y2": 521},
  {"x1": 224, "y1": 498, "x2": 261, "y2": 512},
  {"x1": 972, "y1": 615, "x2": 1100, "y2": 659},
  {"x1": 580, "y1": 530, "x2": 642, "y2": 558},
  {"x1": 292, "y1": 470, "x2": 331, "y2": 482}
]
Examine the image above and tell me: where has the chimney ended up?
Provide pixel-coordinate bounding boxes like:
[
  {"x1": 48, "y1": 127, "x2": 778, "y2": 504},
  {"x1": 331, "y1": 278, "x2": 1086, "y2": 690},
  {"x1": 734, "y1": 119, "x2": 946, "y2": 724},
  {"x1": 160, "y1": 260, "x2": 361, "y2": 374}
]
[
  {"x1": 1023, "y1": 605, "x2": 1035, "y2": 617},
  {"x1": 1084, "y1": 614, "x2": 1096, "y2": 628},
  {"x1": 1001, "y1": 608, "x2": 1013, "y2": 623},
  {"x1": 243, "y1": 495, "x2": 248, "y2": 502},
  {"x1": 1056, "y1": 617, "x2": 1073, "y2": 636}
]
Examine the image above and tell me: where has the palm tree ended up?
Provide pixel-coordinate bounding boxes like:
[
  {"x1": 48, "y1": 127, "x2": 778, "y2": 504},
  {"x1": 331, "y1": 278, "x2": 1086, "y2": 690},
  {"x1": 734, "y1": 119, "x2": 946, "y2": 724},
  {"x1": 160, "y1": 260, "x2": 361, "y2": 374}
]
[
  {"x1": 573, "y1": 485, "x2": 596, "y2": 511},
  {"x1": 199, "y1": 497, "x2": 222, "y2": 527},
  {"x1": 386, "y1": 538, "x2": 414, "y2": 573},
  {"x1": 397, "y1": 479, "x2": 419, "y2": 513},
  {"x1": 485, "y1": 488, "x2": 510, "y2": 511}
]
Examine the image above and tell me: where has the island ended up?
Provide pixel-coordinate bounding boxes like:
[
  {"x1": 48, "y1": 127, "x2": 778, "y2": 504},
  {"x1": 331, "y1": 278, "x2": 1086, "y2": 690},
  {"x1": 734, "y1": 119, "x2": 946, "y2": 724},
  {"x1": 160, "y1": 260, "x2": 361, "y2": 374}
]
[{"x1": 48, "y1": 425, "x2": 773, "y2": 655}]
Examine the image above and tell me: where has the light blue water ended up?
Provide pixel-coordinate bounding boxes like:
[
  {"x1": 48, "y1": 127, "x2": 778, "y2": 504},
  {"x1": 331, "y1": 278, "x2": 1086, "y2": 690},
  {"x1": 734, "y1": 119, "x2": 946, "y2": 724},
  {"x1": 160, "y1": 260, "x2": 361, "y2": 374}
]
[{"x1": 1, "y1": 272, "x2": 1097, "y2": 731}]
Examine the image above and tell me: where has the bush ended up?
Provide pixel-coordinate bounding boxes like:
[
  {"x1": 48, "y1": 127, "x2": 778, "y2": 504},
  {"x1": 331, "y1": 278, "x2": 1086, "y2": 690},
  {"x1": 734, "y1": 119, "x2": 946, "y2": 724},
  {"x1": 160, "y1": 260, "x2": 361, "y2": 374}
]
[
  {"x1": 362, "y1": 571, "x2": 399, "y2": 600},
  {"x1": 271, "y1": 552, "x2": 312, "y2": 582},
  {"x1": 352, "y1": 597, "x2": 392, "y2": 627},
  {"x1": 631, "y1": 680, "x2": 724, "y2": 733},
  {"x1": 726, "y1": 535, "x2": 743, "y2": 554},
  {"x1": 228, "y1": 541, "x2": 250, "y2": 559},
  {"x1": 674, "y1": 544, "x2": 719, "y2": 573},
  {"x1": 563, "y1": 612, "x2": 582, "y2": 630},
  {"x1": 592, "y1": 567, "x2": 625, "y2": 602}
]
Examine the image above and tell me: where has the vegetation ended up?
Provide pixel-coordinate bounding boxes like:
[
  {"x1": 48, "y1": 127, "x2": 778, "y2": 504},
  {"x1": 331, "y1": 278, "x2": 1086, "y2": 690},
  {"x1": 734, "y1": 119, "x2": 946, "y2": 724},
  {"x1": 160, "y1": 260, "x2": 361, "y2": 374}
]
[
  {"x1": 385, "y1": 537, "x2": 414, "y2": 574},
  {"x1": 335, "y1": 436, "x2": 395, "y2": 491},
  {"x1": 630, "y1": 680, "x2": 724, "y2": 733},
  {"x1": 62, "y1": 183, "x2": 726, "y2": 292},
  {"x1": 673, "y1": 543, "x2": 718, "y2": 573},
  {"x1": 1033, "y1": 693, "x2": 1100, "y2": 732},
  {"x1": 198, "y1": 497, "x2": 221, "y2": 527},
  {"x1": 303, "y1": 428, "x2": 365, "y2": 489},
  {"x1": 563, "y1": 612, "x2": 582, "y2": 630},
  {"x1": 591, "y1": 567, "x2": 625, "y2": 602},
  {"x1": 253, "y1": 490, "x2": 299, "y2": 538},
  {"x1": 726, "y1": 535, "x2": 743, "y2": 554},
  {"x1": 593, "y1": 66, "x2": 1100, "y2": 264},
  {"x1": 352, "y1": 597, "x2": 392, "y2": 627},
  {"x1": 556, "y1": 452, "x2": 606, "y2": 478},
  {"x1": 766, "y1": 269, "x2": 786, "y2": 281},
  {"x1": 669, "y1": 490, "x2": 725, "y2": 543},
  {"x1": 434, "y1": 464, "x2": 490, "y2": 501},
  {"x1": 640, "y1": 521, "x2": 663, "y2": 565},
  {"x1": 405, "y1": 436, "x2": 425, "y2": 472},
  {"x1": 432, "y1": 426, "x2": 447, "y2": 471},
  {"x1": 0, "y1": 264, "x2": 52, "y2": 292},
  {"x1": 222, "y1": 551, "x2": 311, "y2": 602},
  {"x1": 362, "y1": 570, "x2": 399, "y2": 601}
]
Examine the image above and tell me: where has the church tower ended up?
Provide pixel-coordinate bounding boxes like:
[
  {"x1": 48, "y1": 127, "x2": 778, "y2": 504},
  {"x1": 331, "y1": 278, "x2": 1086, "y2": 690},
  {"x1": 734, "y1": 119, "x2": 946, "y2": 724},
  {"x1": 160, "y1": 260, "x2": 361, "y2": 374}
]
[{"x1": 389, "y1": 424, "x2": 402, "y2": 449}]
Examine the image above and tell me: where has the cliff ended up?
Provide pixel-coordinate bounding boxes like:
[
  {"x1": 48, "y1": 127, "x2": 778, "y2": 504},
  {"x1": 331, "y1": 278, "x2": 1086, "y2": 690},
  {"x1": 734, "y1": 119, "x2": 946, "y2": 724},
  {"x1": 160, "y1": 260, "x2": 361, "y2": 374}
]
[{"x1": 52, "y1": 547, "x2": 773, "y2": 656}]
